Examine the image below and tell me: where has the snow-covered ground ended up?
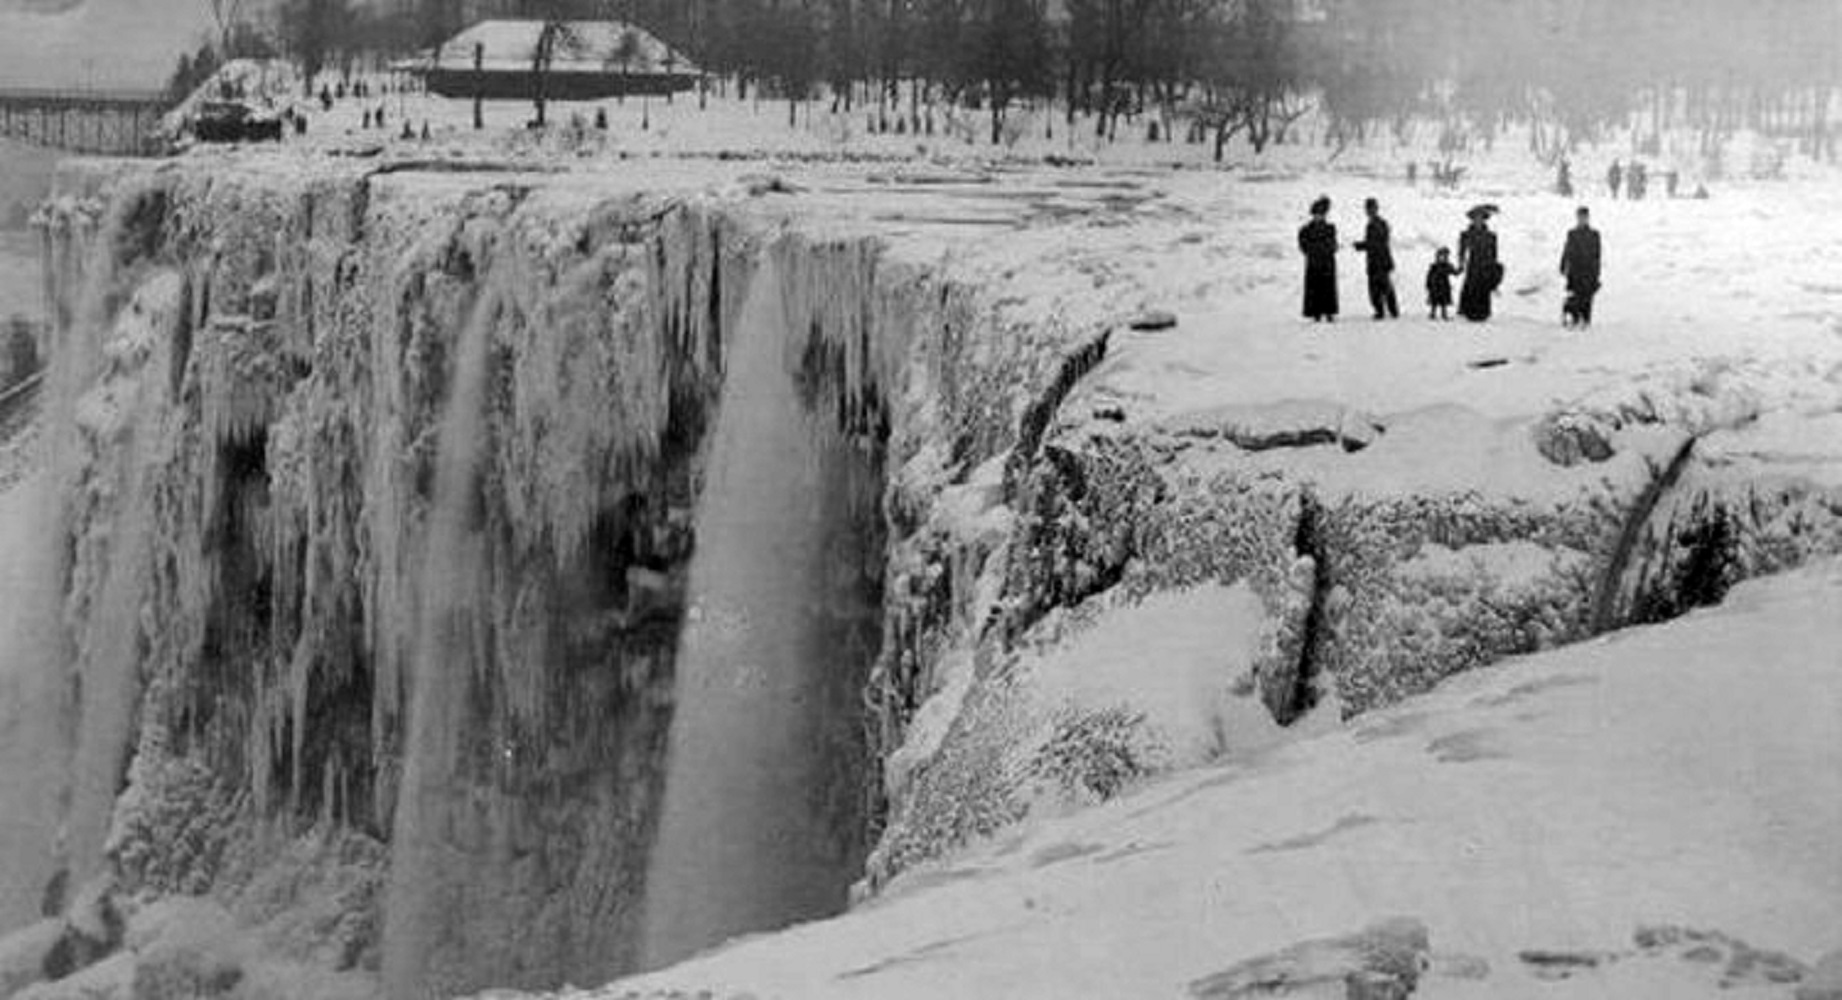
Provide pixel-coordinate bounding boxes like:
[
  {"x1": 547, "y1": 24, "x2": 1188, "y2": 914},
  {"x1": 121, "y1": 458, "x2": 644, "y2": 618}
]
[
  {"x1": 8, "y1": 70, "x2": 1842, "y2": 999},
  {"x1": 585, "y1": 559, "x2": 1842, "y2": 1000},
  {"x1": 180, "y1": 58, "x2": 1808, "y2": 188}
]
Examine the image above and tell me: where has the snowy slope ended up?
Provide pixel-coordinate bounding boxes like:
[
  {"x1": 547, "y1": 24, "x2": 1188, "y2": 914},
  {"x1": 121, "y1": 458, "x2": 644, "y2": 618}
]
[{"x1": 588, "y1": 560, "x2": 1842, "y2": 1000}]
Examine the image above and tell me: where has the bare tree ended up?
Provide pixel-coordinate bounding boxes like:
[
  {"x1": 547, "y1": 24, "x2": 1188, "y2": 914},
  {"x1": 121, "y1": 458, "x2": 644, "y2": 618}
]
[
  {"x1": 530, "y1": 17, "x2": 582, "y2": 126},
  {"x1": 970, "y1": 0, "x2": 1052, "y2": 145},
  {"x1": 278, "y1": 0, "x2": 354, "y2": 97},
  {"x1": 202, "y1": 0, "x2": 248, "y2": 58},
  {"x1": 611, "y1": 27, "x2": 644, "y2": 105},
  {"x1": 1193, "y1": 0, "x2": 1304, "y2": 159}
]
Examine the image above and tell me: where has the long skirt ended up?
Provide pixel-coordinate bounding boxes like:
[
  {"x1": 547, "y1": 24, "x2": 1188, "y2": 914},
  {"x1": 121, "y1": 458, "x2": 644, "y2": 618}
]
[
  {"x1": 1459, "y1": 268, "x2": 1493, "y2": 321},
  {"x1": 1302, "y1": 262, "x2": 1338, "y2": 319}
]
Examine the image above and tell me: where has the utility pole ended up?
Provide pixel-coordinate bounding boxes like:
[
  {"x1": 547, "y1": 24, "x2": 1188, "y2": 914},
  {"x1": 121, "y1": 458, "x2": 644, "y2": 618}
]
[{"x1": 473, "y1": 40, "x2": 484, "y2": 129}]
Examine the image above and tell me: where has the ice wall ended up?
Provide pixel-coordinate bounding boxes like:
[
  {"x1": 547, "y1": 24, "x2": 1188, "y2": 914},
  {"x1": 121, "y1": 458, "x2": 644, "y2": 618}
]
[
  {"x1": 0, "y1": 473, "x2": 68, "y2": 930},
  {"x1": 860, "y1": 352, "x2": 1842, "y2": 888},
  {"x1": 8, "y1": 157, "x2": 931, "y2": 999}
]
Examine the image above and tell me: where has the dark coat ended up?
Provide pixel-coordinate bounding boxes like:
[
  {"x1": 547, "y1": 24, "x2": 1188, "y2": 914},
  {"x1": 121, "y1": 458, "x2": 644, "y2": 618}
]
[
  {"x1": 1425, "y1": 261, "x2": 1457, "y2": 307},
  {"x1": 1560, "y1": 224, "x2": 1602, "y2": 294},
  {"x1": 1353, "y1": 216, "x2": 1394, "y2": 274},
  {"x1": 1298, "y1": 218, "x2": 1339, "y2": 319},
  {"x1": 1457, "y1": 223, "x2": 1500, "y2": 321}
]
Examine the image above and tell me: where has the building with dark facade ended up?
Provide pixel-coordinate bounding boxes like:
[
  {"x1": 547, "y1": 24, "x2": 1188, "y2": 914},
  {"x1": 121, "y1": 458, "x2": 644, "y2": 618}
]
[{"x1": 415, "y1": 20, "x2": 699, "y2": 101}]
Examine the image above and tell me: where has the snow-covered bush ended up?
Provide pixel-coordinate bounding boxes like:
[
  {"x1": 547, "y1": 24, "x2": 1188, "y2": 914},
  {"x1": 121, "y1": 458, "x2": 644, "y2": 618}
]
[
  {"x1": 1030, "y1": 704, "x2": 1163, "y2": 803},
  {"x1": 108, "y1": 753, "x2": 240, "y2": 898}
]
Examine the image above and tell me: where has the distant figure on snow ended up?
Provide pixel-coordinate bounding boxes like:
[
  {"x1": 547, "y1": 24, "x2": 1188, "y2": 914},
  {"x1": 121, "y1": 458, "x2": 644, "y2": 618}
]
[
  {"x1": 1627, "y1": 162, "x2": 1647, "y2": 201},
  {"x1": 1425, "y1": 247, "x2": 1457, "y2": 320},
  {"x1": 1353, "y1": 197, "x2": 1398, "y2": 319},
  {"x1": 1665, "y1": 169, "x2": 1680, "y2": 199},
  {"x1": 1556, "y1": 158, "x2": 1573, "y2": 198},
  {"x1": 1560, "y1": 206, "x2": 1602, "y2": 327},
  {"x1": 1607, "y1": 159, "x2": 1623, "y2": 200},
  {"x1": 1298, "y1": 196, "x2": 1340, "y2": 323},
  {"x1": 1457, "y1": 205, "x2": 1502, "y2": 322}
]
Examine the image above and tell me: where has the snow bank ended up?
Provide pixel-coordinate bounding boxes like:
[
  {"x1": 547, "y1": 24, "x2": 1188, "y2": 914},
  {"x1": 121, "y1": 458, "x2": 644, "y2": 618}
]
[{"x1": 587, "y1": 559, "x2": 1842, "y2": 1000}]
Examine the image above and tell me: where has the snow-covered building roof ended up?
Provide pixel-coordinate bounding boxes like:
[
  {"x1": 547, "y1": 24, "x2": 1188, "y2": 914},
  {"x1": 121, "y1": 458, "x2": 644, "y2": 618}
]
[{"x1": 429, "y1": 19, "x2": 698, "y2": 77}]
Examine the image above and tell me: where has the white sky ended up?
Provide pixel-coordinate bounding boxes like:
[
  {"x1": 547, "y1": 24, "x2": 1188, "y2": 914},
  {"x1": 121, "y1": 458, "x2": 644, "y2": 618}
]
[{"x1": 0, "y1": 0, "x2": 213, "y2": 90}]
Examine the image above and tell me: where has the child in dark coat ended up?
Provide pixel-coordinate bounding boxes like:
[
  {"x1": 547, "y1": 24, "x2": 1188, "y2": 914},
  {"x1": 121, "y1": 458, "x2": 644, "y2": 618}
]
[{"x1": 1425, "y1": 247, "x2": 1457, "y2": 320}]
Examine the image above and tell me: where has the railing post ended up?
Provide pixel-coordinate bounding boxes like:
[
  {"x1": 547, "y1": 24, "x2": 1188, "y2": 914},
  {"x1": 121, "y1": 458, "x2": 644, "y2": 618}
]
[{"x1": 474, "y1": 41, "x2": 485, "y2": 131}]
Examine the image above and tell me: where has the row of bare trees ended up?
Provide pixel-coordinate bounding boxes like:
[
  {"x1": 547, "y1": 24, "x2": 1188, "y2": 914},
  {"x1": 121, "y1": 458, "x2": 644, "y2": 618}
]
[
  {"x1": 609, "y1": 0, "x2": 1842, "y2": 160},
  {"x1": 178, "y1": 0, "x2": 1842, "y2": 162},
  {"x1": 1311, "y1": 0, "x2": 1842, "y2": 161}
]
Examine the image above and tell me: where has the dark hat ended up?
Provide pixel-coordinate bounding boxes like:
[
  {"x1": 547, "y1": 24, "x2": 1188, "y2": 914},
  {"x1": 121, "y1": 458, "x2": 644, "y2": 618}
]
[
  {"x1": 1466, "y1": 203, "x2": 1499, "y2": 221},
  {"x1": 1310, "y1": 196, "x2": 1331, "y2": 216},
  {"x1": 1364, "y1": 196, "x2": 1379, "y2": 210}
]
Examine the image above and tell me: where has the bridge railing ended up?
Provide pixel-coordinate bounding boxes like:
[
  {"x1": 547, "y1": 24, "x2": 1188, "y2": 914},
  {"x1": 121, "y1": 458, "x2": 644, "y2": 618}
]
[{"x1": 0, "y1": 87, "x2": 171, "y2": 108}]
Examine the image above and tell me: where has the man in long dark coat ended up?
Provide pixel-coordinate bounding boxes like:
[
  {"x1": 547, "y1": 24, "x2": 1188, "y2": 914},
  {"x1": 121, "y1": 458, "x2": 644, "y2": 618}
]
[
  {"x1": 1353, "y1": 197, "x2": 1399, "y2": 319},
  {"x1": 1298, "y1": 196, "x2": 1339, "y2": 322},
  {"x1": 1560, "y1": 206, "x2": 1602, "y2": 327},
  {"x1": 1457, "y1": 206, "x2": 1500, "y2": 322}
]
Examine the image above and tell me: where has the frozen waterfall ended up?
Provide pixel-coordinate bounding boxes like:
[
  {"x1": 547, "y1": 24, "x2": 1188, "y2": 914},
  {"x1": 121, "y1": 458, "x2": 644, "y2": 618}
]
[{"x1": 640, "y1": 249, "x2": 880, "y2": 970}]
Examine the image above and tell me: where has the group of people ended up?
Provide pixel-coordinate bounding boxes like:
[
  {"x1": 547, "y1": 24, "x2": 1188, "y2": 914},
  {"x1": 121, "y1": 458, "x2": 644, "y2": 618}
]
[
  {"x1": 1297, "y1": 197, "x2": 1603, "y2": 327},
  {"x1": 1566, "y1": 157, "x2": 1707, "y2": 201}
]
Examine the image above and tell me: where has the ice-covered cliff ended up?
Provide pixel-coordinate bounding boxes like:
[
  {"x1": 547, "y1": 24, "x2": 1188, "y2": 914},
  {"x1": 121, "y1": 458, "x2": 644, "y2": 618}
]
[
  {"x1": 8, "y1": 157, "x2": 895, "y2": 999},
  {"x1": 3, "y1": 152, "x2": 1842, "y2": 1000}
]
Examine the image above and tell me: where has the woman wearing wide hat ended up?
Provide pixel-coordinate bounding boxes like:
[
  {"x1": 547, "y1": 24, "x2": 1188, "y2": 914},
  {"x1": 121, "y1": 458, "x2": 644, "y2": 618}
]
[
  {"x1": 1298, "y1": 196, "x2": 1339, "y2": 322},
  {"x1": 1457, "y1": 204, "x2": 1501, "y2": 322}
]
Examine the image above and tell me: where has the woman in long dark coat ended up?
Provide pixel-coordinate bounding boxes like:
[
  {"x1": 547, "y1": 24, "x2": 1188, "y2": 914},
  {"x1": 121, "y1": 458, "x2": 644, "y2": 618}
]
[
  {"x1": 1298, "y1": 196, "x2": 1339, "y2": 322},
  {"x1": 1457, "y1": 207, "x2": 1500, "y2": 321}
]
